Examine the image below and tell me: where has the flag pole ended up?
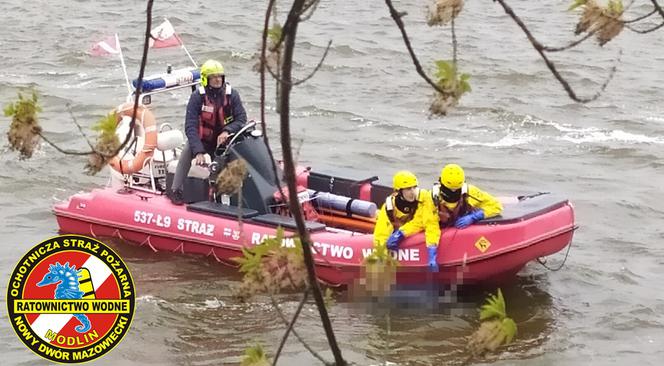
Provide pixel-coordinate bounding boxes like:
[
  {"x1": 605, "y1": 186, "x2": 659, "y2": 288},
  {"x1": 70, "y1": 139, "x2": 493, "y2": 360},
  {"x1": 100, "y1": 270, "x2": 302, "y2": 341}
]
[
  {"x1": 115, "y1": 33, "x2": 132, "y2": 94},
  {"x1": 181, "y1": 42, "x2": 198, "y2": 68}
]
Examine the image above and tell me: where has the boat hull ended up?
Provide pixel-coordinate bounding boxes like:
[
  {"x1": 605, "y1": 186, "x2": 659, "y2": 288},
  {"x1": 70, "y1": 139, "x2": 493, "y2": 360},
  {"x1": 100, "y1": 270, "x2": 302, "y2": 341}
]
[{"x1": 53, "y1": 188, "x2": 575, "y2": 286}]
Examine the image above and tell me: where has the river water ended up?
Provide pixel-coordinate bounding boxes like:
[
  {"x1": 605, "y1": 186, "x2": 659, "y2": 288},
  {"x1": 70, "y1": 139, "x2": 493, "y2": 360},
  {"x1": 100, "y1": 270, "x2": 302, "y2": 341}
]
[{"x1": 1, "y1": 0, "x2": 663, "y2": 365}]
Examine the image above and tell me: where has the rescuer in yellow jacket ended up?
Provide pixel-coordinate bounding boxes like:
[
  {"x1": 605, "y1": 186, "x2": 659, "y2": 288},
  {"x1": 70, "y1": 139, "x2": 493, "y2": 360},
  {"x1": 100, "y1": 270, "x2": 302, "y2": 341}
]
[
  {"x1": 432, "y1": 164, "x2": 503, "y2": 229},
  {"x1": 373, "y1": 170, "x2": 441, "y2": 271}
]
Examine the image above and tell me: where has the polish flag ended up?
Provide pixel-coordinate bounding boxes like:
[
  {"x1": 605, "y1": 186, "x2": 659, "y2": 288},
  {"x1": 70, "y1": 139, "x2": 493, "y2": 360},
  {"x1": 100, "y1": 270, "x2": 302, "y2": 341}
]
[
  {"x1": 149, "y1": 18, "x2": 182, "y2": 48},
  {"x1": 90, "y1": 35, "x2": 120, "y2": 56}
]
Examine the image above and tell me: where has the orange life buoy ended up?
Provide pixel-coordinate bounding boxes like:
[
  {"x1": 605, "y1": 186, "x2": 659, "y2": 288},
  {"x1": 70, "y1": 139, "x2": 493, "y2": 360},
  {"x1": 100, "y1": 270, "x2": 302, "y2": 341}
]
[{"x1": 109, "y1": 103, "x2": 158, "y2": 174}]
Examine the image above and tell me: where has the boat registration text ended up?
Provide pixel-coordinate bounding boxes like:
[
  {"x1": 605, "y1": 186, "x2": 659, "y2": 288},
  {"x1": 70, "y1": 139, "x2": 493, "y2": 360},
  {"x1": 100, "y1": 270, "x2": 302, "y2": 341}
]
[{"x1": 132, "y1": 210, "x2": 214, "y2": 237}]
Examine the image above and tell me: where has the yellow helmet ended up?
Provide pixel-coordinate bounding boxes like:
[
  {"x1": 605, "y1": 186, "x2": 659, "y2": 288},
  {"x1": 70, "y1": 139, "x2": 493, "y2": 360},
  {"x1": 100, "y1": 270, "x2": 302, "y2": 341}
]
[
  {"x1": 393, "y1": 170, "x2": 418, "y2": 190},
  {"x1": 440, "y1": 164, "x2": 465, "y2": 190},
  {"x1": 200, "y1": 59, "x2": 225, "y2": 87}
]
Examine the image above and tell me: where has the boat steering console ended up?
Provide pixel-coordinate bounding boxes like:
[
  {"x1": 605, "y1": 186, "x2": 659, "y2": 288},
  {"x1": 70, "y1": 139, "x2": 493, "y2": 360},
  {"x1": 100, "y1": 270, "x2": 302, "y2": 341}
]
[{"x1": 208, "y1": 120, "x2": 261, "y2": 179}]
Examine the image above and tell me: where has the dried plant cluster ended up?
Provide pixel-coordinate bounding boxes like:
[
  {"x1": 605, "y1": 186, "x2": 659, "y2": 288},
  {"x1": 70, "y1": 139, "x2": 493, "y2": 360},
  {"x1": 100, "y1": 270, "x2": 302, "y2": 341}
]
[
  {"x1": 233, "y1": 228, "x2": 307, "y2": 301},
  {"x1": 430, "y1": 60, "x2": 471, "y2": 116},
  {"x1": 427, "y1": 0, "x2": 464, "y2": 26},
  {"x1": 430, "y1": 93, "x2": 460, "y2": 116},
  {"x1": 85, "y1": 113, "x2": 120, "y2": 175},
  {"x1": 215, "y1": 158, "x2": 248, "y2": 194},
  {"x1": 4, "y1": 91, "x2": 42, "y2": 159},
  {"x1": 358, "y1": 246, "x2": 398, "y2": 298},
  {"x1": 253, "y1": 24, "x2": 283, "y2": 73},
  {"x1": 467, "y1": 288, "x2": 518, "y2": 356},
  {"x1": 240, "y1": 344, "x2": 269, "y2": 366},
  {"x1": 574, "y1": 0, "x2": 624, "y2": 46}
]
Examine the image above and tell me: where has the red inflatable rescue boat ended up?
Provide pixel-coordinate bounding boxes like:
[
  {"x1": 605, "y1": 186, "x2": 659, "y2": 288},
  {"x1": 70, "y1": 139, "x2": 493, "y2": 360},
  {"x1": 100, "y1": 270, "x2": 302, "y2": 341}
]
[{"x1": 53, "y1": 76, "x2": 576, "y2": 286}]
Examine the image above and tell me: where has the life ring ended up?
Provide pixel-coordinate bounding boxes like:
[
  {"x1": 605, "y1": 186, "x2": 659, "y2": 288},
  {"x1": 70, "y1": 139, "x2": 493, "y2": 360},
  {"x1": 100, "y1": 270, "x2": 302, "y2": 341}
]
[{"x1": 109, "y1": 103, "x2": 158, "y2": 174}]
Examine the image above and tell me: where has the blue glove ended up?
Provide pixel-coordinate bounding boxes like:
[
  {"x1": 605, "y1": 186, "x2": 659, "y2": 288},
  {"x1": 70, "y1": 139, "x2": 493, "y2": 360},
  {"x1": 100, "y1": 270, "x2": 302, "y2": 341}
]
[
  {"x1": 386, "y1": 230, "x2": 405, "y2": 250},
  {"x1": 427, "y1": 246, "x2": 439, "y2": 272},
  {"x1": 455, "y1": 210, "x2": 485, "y2": 229}
]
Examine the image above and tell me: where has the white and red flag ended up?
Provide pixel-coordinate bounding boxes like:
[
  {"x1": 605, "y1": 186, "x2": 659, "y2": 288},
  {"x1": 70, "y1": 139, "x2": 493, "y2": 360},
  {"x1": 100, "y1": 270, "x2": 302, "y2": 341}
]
[
  {"x1": 149, "y1": 18, "x2": 182, "y2": 48},
  {"x1": 90, "y1": 34, "x2": 120, "y2": 56}
]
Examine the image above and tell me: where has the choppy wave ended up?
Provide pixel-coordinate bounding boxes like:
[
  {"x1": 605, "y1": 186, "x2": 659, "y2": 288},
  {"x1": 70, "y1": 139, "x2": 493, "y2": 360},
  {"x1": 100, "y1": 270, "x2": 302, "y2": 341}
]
[
  {"x1": 444, "y1": 114, "x2": 663, "y2": 148},
  {"x1": 183, "y1": 298, "x2": 225, "y2": 310},
  {"x1": 447, "y1": 133, "x2": 538, "y2": 148},
  {"x1": 136, "y1": 295, "x2": 169, "y2": 305},
  {"x1": 559, "y1": 129, "x2": 664, "y2": 144}
]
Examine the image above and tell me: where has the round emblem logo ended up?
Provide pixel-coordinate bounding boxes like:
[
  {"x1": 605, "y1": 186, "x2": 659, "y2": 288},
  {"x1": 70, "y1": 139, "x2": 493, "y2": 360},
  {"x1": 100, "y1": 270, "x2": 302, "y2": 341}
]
[{"x1": 6, "y1": 234, "x2": 135, "y2": 363}]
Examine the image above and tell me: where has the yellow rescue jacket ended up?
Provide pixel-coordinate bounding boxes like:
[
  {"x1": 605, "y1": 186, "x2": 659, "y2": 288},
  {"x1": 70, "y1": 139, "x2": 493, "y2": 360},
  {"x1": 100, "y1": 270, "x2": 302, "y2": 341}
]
[
  {"x1": 432, "y1": 183, "x2": 503, "y2": 226},
  {"x1": 373, "y1": 189, "x2": 441, "y2": 248}
]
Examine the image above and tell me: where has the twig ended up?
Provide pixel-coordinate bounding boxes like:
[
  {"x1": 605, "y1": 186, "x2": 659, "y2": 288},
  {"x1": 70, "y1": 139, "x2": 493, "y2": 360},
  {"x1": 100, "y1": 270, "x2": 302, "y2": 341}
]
[
  {"x1": 494, "y1": 0, "x2": 615, "y2": 103},
  {"x1": 261, "y1": 0, "x2": 278, "y2": 139},
  {"x1": 259, "y1": 0, "x2": 290, "y2": 206},
  {"x1": 384, "y1": 309, "x2": 391, "y2": 366},
  {"x1": 263, "y1": 40, "x2": 332, "y2": 87},
  {"x1": 115, "y1": 0, "x2": 153, "y2": 157},
  {"x1": 625, "y1": 21, "x2": 664, "y2": 33},
  {"x1": 274, "y1": 0, "x2": 319, "y2": 56},
  {"x1": 279, "y1": 1, "x2": 346, "y2": 365},
  {"x1": 451, "y1": 12, "x2": 457, "y2": 67},
  {"x1": 36, "y1": 0, "x2": 153, "y2": 162},
  {"x1": 270, "y1": 293, "x2": 332, "y2": 366},
  {"x1": 35, "y1": 131, "x2": 91, "y2": 156},
  {"x1": 384, "y1": 0, "x2": 449, "y2": 95},
  {"x1": 541, "y1": 31, "x2": 595, "y2": 52},
  {"x1": 300, "y1": 0, "x2": 321, "y2": 21},
  {"x1": 293, "y1": 136, "x2": 304, "y2": 168},
  {"x1": 624, "y1": 8, "x2": 656, "y2": 23},
  {"x1": 651, "y1": 0, "x2": 664, "y2": 19},
  {"x1": 620, "y1": 5, "x2": 663, "y2": 32},
  {"x1": 66, "y1": 104, "x2": 96, "y2": 151},
  {"x1": 265, "y1": 62, "x2": 284, "y2": 82},
  {"x1": 272, "y1": 289, "x2": 310, "y2": 366},
  {"x1": 294, "y1": 40, "x2": 332, "y2": 86},
  {"x1": 546, "y1": 0, "x2": 642, "y2": 51}
]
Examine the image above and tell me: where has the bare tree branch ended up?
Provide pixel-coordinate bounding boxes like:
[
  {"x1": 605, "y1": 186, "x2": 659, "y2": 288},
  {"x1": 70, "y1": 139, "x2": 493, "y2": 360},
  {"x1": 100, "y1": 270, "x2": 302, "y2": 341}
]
[
  {"x1": 651, "y1": 0, "x2": 664, "y2": 19},
  {"x1": 494, "y1": 0, "x2": 616, "y2": 103},
  {"x1": 300, "y1": 0, "x2": 321, "y2": 21},
  {"x1": 265, "y1": 61, "x2": 287, "y2": 84},
  {"x1": 626, "y1": 20, "x2": 664, "y2": 33},
  {"x1": 269, "y1": 0, "x2": 319, "y2": 60},
  {"x1": 263, "y1": 42, "x2": 331, "y2": 87},
  {"x1": 66, "y1": 104, "x2": 96, "y2": 152},
  {"x1": 451, "y1": 14, "x2": 457, "y2": 66},
  {"x1": 625, "y1": 1, "x2": 664, "y2": 32},
  {"x1": 272, "y1": 289, "x2": 311, "y2": 366},
  {"x1": 278, "y1": 0, "x2": 346, "y2": 364},
  {"x1": 542, "y1": 31, "x2": 596, "y2": 52},
  {"x1": 384, "y1": 0, "x2": 448, "y2": 95},
  {"x1": 28, "y1": 0, "x2": 154, "y2": 169},
  {"x1": 258, "y1": 11, "x2": 339, "y2": 365},
  {"x1": 536, "y1": 2, "x2": 640, "y2": 52},
  {"x1": 624, "y1": 8, "x2": 656, "y2": 23},
  {"x1": 118, "y1": 0, "x2": 153, "y2": 156},
  {"x1": 258, "y1": 0, "x2": 288, "y2": 203},
  {"x1": 260, "y1": 0, "x2": 277, "y2": 140},
  {"x1": 269, "y1": 294, "x2": 332, "y2": 366},
  {"x1": 35, "y1": 131, "x2": 92, "y2": 156},
  {"x1": 294, "y1": 40, "x2": 332, "y2": 86}
]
